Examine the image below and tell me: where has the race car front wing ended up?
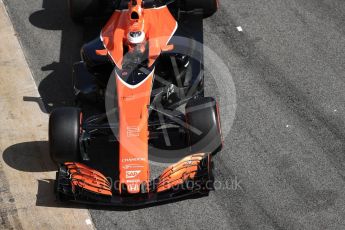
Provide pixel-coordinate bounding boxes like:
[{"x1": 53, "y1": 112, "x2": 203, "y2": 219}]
[{"x1": 54, "y1": 153, "x2": 214, "y2": 207}]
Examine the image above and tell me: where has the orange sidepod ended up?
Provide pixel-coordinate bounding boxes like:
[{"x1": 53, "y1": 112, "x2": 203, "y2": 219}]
[
  {"x1": 100, "y1": 11, "x2": 125, "y2": 68},
  {"x1": 143, "y1": 7, "x2": 178, "y2": 66}
]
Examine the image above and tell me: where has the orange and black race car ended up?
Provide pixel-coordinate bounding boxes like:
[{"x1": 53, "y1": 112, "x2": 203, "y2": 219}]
[{"x1": 49, "y1": 0, "x2": 222, "y2": 206}]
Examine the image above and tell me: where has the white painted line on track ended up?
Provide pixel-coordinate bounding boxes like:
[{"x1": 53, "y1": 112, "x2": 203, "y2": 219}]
[{"x1": 236, "y1": 26, "x2": 243, "y2": 32}]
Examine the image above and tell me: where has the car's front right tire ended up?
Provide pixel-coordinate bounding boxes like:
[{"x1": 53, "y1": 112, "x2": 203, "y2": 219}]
[{"x1": 185, "y1": 97, "x2": 223, "y2": 155}]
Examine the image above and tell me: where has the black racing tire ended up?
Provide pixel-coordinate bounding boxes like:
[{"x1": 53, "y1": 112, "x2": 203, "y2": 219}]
[
  {"x1": 68, "y1": 0, "x2": 101, "y2": 23},
  {"x1": 181, "y1": 0, "x2": 218, "y2": 18},
  {"x1": 186, "y1": 97, "x2": 223, "y2": 155},
  {"x1": 49, "y1": 107, "x2": 81, "y2": 164}
]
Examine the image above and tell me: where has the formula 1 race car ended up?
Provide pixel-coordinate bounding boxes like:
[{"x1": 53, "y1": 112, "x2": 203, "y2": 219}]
[{"x1": 49, "y1": 0, "x2": 222, "y2": 206}]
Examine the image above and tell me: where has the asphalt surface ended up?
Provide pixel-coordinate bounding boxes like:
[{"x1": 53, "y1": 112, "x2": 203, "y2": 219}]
[{"x1": 3, "y1": 0, "x2": 345, "y2": 229}]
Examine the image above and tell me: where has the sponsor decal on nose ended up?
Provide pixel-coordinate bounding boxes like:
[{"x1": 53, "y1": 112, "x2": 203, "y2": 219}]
[{"x1": 126, "y1": 170, "x2": 141, "y2": 179}]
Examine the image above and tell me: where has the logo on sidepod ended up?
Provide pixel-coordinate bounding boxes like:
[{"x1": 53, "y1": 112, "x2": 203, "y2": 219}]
[{"x1": 126, "y1": 170, "x2": 141, "y2": 179}]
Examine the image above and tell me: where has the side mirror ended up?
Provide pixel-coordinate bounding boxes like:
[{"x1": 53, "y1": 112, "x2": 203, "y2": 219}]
[
  {"x1": 161, "y1": 44, "x2": 174, "y2": 52},
  {"x1": 95, "y1": 49, "x2": 108, "y2": 56}
]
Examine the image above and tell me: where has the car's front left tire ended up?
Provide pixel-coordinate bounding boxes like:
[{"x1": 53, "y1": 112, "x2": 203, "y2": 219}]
[{"x1": 49, "y1": 107, "x2": 81, "y2": 164}]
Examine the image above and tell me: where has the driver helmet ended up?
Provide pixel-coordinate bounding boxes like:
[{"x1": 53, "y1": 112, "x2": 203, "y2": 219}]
[{"x1": 127, "y1": 30, "x2": 145, "y2": 44}]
